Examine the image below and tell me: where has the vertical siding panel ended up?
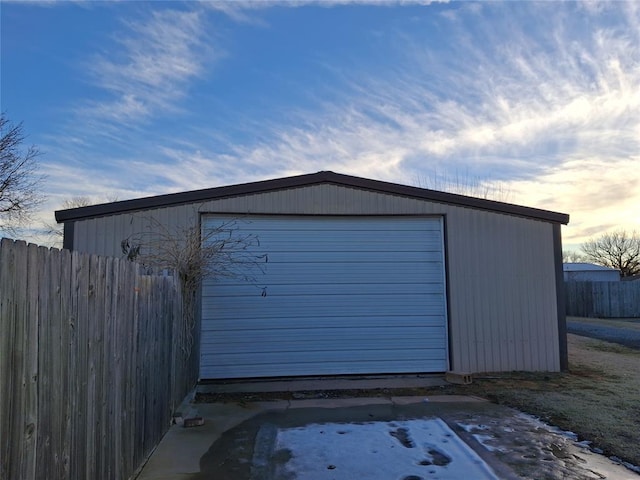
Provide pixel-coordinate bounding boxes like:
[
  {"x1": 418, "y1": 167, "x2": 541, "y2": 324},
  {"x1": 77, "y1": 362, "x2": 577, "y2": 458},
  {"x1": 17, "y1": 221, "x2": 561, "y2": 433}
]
[
  {"x1": 534, "y1": 222, "x2": 556, "y2": 371},
  {"x1": 443, "y1": 216, "x2": 458, "y2": 371},
  {"x1": 456, "y1": 215, "x2": 472, "y2": 373},
  {"x1": 444, "y1": 209, "x2": 561, "y2": 373},
  {"x1": 155, "y1": 207, "x2": 167, "y2": 232},
  {"x1": 546, "y1": 229, "x2": 561, "y2": 370},
  {"x1": 525, "y1": 224, "x2": 540, "y2": 370},
  {"x1": 496, "y1": 215, "x2": 511, "y2": 370},
  {"x1": 509, "y1": 216, "x2": 525, "y2": 371},
  {"x1": 513, "y1": 223, "x2": 528, "y2": 370},
  {"x1": 543, "y1": 226, "x2": 557, "y2": 370},
  {"x1": 483, "y1": 212, "x2": 497, "y2": 372},
  {"x1": 522, "y1": 225, "x2": 536, "y2": 371},
  {"x1": 505, "y1": 254, "x2": 519, "y2": 369},
  {"x1": 336, "y1": 185, "x2": 348, "y2": 214},
  {"x1": 113, "y1": 215, "x2": 125, "y2": 259},
  {"x1": 88, "y1": 218, "x2": 100, "y2": 255},
  {"x1": 510, "y1": 227, "x2": 526, "y2": 371},
  {"x1": 517, "y1": 221, "x2": 528, "y2": 370},
  {"x1": 338, "y1": 185, "x2": 348, "y2": 215},
  {"x1": 469, "y1": 210, "x2": 484, "y2": 372},
  {"x1": 480, "y1": 212, "x2": 495, "y2": 372},
  {"x1": 320, "y1": 184, "x2": 331, "y2": 212},
  {"x1": 75, "y1": 220, "x2": 87, "y2": 253},
  {"x1": 68, "y1": 184, "x2": 563, "y2": 374},
  {"x1": 174, "y1": 206, "x2": 187, "y2": 234},
  {"x1": 447, "y1": 214, "x2": 468, "y2": 372},
  {"x1": 95, "y1": 217, "x2": 106, "y2": 257},
  {"x1": 537, "y1": 230, "x2": 551, "y2": 369},
  {"x1": 487, "y1": 213, "x2": 503, "y2": 372},
  {"x1": 451, "y1": 210, "x2": 470, "y2": 372},
  {"x1": 302, "y1": 187, "x2": 314, "y2": 213},
  {"x1": 538, "y1": 242, "x2": 553, "y2": 370}
]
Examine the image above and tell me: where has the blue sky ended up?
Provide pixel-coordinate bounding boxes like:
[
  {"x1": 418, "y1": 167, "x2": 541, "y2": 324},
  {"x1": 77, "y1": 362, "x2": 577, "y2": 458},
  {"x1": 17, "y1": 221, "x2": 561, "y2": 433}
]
[{"x1": 1, "y1": 1, "x2": 639, "y2": 250}]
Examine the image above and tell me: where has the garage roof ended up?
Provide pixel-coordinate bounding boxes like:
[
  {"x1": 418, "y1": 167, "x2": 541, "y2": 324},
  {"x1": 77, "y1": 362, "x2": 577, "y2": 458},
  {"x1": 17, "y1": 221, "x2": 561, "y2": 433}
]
[{"x1": 55, "y1": 170, "x2": 570, "y2": 224}]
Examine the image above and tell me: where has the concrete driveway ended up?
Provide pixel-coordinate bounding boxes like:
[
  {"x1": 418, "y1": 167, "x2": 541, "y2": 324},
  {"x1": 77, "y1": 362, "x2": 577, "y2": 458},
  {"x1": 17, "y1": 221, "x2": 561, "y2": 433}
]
[{"x1": 136, "y1": 395, "x2": 635, "y2": 480}]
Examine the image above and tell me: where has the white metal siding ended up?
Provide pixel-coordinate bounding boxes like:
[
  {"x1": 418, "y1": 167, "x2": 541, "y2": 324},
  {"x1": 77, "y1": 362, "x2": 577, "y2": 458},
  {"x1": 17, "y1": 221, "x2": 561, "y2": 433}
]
[
  {"x1": 70, "y1": 183, "x2": 561, "y2": 373},
  {"x1": 200, "y1": 215, "x2": 448, "y2": 379}
]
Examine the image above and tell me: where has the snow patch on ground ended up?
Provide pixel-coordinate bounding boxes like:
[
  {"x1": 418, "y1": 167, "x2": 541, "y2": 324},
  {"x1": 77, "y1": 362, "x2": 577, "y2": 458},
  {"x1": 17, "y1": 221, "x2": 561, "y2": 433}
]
[
  {"x1": 471, "y1": 434, "x2": 509, "y2": 453},
  {"x1": 271, "y1": 418, "x2": 499, "y2": 480}
]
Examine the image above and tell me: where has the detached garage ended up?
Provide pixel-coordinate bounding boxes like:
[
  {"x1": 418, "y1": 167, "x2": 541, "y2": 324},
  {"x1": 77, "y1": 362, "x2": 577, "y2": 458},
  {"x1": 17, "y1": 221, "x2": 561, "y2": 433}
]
[{"x1": 56, "y1": 171, "x2": 570, "y2": 378}]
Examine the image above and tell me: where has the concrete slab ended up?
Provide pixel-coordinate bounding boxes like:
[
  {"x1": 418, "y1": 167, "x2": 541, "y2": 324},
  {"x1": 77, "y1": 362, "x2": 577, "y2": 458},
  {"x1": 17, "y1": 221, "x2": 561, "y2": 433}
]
[
  {"x1": 288, "y1": 397, "x2": 392, "y2": 409},
  {"x1": 391, "y1": 395, "x2": 488, "y2": 405},
  {"x1": 136, "y1": 396, "x2": 637, "y2": 480},
  {"x1": 197, "y1": 374, "x2": 446, "y2": 394}
]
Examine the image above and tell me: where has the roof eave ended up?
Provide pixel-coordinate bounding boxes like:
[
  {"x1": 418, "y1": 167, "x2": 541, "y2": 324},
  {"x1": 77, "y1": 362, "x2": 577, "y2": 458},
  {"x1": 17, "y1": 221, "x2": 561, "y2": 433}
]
[{"x1": 54, "y1": 170, "x2": 570, "y2": 225}]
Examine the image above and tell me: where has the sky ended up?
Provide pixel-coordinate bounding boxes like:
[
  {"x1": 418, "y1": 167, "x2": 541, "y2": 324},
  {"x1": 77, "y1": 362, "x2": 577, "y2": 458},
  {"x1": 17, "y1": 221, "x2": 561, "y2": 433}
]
[{"x1": 1, "y1": 0, "x2": 639, "y2": 251}]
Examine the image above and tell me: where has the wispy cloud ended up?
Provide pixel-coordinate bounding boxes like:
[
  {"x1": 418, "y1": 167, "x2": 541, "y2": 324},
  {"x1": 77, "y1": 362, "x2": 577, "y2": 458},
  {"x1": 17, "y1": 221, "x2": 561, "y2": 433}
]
[
  {"x1": 207, "y1": 0, "x2": 441, "y2": 13},
  {"x1": 81, "y1": 7, "x2": 214, "y2": 124},
  {"x1": 193, "y1": 1, "x2": 638, "y2": 243},
  {"x1": 35, "y1": 1, "x2": 639, "y2": 249},
  {"x1": 204, "y1": 0, "x2": 445, "y2": 29}
]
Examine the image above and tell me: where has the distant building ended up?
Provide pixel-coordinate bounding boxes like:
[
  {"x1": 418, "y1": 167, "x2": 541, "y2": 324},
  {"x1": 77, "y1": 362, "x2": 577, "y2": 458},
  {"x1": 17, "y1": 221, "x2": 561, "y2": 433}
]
[{"x1": 563, "y1": 263, "x2": 620, "y2": 282}]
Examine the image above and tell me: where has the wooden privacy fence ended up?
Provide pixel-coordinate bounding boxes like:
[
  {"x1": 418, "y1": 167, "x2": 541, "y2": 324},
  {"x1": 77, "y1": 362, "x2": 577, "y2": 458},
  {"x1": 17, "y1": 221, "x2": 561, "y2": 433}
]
[
  {"x1": 565, "y1": 281, "x2": 640, "y2": 318},
  {"x1": 0, "y1": 238, "x2": 198, "y2": 480}
]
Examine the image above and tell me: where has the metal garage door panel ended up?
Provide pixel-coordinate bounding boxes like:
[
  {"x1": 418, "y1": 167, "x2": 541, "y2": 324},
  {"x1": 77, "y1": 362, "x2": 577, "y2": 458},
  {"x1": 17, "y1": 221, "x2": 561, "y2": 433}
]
[{"x1": 200, "y1": 215, "x2": 448, "y2": 379}]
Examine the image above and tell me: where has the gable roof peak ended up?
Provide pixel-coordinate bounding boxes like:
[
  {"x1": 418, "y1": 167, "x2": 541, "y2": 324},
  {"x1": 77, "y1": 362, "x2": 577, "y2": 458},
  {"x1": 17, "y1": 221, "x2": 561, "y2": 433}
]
[{"x1": 55, "y1": 170, "x2": 569, "y2": 225}]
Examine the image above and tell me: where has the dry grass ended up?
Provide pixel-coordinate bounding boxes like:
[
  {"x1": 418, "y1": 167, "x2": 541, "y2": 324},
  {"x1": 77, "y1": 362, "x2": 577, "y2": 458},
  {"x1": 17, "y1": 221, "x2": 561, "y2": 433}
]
[{"x1": 460, "y1": 334, "x2": 640, "y2": 466}]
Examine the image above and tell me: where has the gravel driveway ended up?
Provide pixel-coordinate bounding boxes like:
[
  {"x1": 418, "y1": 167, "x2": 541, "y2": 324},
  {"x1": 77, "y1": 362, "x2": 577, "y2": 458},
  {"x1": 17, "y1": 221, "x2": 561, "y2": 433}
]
[{"x1": 567, "y1": 316, "x2": 640, "y2": 349}]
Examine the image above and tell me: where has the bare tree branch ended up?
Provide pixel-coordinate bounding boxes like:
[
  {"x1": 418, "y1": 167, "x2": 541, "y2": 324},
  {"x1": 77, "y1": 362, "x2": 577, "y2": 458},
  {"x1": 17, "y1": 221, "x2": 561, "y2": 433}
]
[
  {"x1": 0, "y1": 113, "x2": 45, "y2": 234},
  {"x1": 562, "y1": 250, "x2": 586, "y2": 263},
  {"x1": 581, "y1": 230, "x2": 640, "y2": 277},
  {"x1": 122, "y1": 216, "x2": 266, "y2": 356},
  {"x1": 415, "y1": 170, "x2": 512, "y2": 202}
]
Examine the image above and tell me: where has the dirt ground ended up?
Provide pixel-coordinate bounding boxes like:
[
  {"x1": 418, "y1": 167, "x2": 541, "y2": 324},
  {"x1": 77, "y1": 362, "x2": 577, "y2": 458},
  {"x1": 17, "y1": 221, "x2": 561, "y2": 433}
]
[{"x1": 200, "y1": 333, "x2": 640, "y2": 470}]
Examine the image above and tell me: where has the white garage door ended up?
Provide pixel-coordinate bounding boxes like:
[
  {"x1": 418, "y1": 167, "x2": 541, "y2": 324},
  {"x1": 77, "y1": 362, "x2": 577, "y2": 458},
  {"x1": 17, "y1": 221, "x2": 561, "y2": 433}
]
[{"x1": 200, "y1": 215, "x2": 448, "y2": 379}]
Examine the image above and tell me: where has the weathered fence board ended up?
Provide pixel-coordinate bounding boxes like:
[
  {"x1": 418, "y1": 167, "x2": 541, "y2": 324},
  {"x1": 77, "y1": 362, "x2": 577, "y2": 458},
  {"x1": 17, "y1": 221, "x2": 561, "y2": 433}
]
[
  {"x1": 565, "y1": 281, "x2": 640, "y2": 318},
  {"x1": 0, "y1": 238, "x2": 197, "y2": 480}
]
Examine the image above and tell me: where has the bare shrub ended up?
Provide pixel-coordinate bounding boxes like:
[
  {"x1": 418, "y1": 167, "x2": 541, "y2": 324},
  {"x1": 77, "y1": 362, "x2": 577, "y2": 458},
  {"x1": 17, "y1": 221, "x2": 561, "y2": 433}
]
[{"x1": 122, "y1": 217, "x2": 265, "y2": 356}]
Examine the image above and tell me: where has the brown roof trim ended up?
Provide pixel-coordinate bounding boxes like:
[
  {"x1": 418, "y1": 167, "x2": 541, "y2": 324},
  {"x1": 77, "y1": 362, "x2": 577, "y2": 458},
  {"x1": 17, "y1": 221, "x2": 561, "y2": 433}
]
[{"x1": 55, "y1": 170, "x2": 570, "y2": 224}]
